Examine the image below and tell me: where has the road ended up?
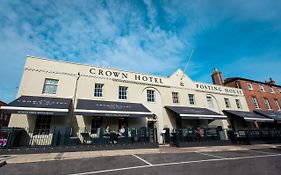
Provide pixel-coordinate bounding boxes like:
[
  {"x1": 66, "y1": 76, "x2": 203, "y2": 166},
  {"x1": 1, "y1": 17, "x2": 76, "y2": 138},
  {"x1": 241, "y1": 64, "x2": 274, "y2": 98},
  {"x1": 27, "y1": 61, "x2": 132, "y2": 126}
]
[{"x1": 1, "y1": 148, "x2": 281, "y2": 175}]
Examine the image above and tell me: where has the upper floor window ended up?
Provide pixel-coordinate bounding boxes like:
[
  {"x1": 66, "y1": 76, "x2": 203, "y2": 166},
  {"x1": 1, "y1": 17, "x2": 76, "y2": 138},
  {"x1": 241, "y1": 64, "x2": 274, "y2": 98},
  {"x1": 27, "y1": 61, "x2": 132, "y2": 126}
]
[
  {"x1": 147, "y1": 90, "x2": 155, "y2": 102},
  {"x1": 188, "y1": 94, "x2": 195, "y2": 105},
  {"x1": 42, "y1": 78, "x2": 59, "y2": 94},
  {"x1": 247, "y1": 83, "x2": 253, "y2": 90},
  {"x1": 252, "y1": 97, "x2": 260, "y2": 109},
  {"x1": 259, "y1": 85, "x2": 265, "y2": 92},
  {"x1": 274, "y1": 99, "x2": 281, "y2": 111},
  {"x1": 235, "y1": 99, "x2": 242, "y2": 109},
  {"x1": 172, "y1": 92, "x2": 179, "y2": 103},
  {"x1": 94, "y1": 83, "x2": 104, "y2": 97},
  {"x1": 119, "y1": 86, "x2": 128, "y2": 100},
  {"x1": 269, "y1": 87, "x2": 275, "y2": 93},
  {"x1": 206, "y1": 96, "x2": 214, "y2": 108},
  {"x1": 224, "y1": 98, "x2": 231, "y2": 108},
  {"x1": 264, "y1": 98, "x2": 272, "y2": 110},
  {"x1": 279, "y1": 89, "x2": 281, "y2": 94}
]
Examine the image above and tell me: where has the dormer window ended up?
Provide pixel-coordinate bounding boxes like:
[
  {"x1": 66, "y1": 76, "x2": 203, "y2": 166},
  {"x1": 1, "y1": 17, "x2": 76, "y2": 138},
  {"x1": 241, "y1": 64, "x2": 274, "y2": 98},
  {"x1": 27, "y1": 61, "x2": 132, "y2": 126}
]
[
  {"x1": 259, "y1": 85, "x2": 265, "y2": 92},
  {"x1": 269, "y1": 87, "x2": 274, "y2": 93},
  {"x1": 248, "y1": 83, "x2": 253, "y2": 90}
]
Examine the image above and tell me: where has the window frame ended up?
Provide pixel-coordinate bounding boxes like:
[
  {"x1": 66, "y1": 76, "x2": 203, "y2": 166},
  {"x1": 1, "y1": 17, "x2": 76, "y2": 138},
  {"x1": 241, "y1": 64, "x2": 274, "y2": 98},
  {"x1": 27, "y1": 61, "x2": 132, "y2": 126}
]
[
  {"x1": 147, "y1": 89, "x2": 155, "y2": 102},
  {"x1": 172, "y1": 92, "x2": 179, "y2": 104},
  {"x1": 188, "y1": 94, "x2": 195, "y2": 105},
  {"x1": 264, "y1": 98, "x2": 272, "y2": 110},
  {"x1": 206, "y1": 96, "x2": 214, "y2": 108},
  {"x1": 118, "y1": 86, "x2": 128, "y2": 100},
  {"x1": 269, "y1": 87, "x2": 275, "y2": 93},
  {"x1": 224, "y1": 98, "x2": 231, "y2": 108},
  {"x1": 42, "y1": 78, "x2": 59, "y2": 94},
  {"x1": 94, "y1": 83, "x2": 104, "y2": 97},
  {"x1": 259, "y1": 85, "x2": 265, "y2": 92},
  {"x1": 252, "y1": 97, "x2": 260, "y2": 109},
  {"x1": 247, "y1": 83, "x2": 253, "y2": 91},
  {"x1": 274, "y1": 99, "x2": 281, "y2": 111}
]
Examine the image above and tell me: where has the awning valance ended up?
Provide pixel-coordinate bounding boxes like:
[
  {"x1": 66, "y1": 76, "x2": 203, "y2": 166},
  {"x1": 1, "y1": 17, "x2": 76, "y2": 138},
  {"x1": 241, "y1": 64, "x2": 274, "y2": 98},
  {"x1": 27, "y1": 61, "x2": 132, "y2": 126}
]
[
  {"x1": 223, "y1": 110, "x2": 274, "y2": 123},
  {"x1": 165, "y1": 106, "x2": 226, "y2": 120},
  {"x1": 254, "y1": 110, "x2": 281, "y2": 123},
  {"x1": 0, "y1": 96, "x2": 72, "y2": 116},
  {"x1": 75, "y1": 99, "x2": 152, "y2": 117}
]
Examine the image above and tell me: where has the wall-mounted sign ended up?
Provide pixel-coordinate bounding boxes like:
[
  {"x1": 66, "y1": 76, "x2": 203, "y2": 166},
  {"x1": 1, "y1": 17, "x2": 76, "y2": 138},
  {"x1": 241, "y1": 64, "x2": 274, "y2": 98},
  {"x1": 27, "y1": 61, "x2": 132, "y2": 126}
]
[
  {"x1": 195, "y1": 83, "x2": 243, "y2": 95},
  {"x1": 89, "y1": 68, "x2": 164, "y2": 84}
]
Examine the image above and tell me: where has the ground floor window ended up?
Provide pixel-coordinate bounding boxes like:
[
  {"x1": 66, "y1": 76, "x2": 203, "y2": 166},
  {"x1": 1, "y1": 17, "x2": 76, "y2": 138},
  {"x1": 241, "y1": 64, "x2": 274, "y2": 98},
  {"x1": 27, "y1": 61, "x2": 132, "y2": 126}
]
[
  {"x1": 91, "y1": 117, "x2": 103, "y2": 134},
  {"x1": 34, "y1": 115, "x2": 52, "y2": 135}
]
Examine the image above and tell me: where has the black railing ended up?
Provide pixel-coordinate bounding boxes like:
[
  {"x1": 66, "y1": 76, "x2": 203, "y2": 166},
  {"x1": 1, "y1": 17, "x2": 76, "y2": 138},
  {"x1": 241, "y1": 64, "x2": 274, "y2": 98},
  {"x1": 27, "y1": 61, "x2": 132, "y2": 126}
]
[
  {"x1": 235, "y1": 129, "x2": 281, "y2": 144},
  {"x1": 0, "y1": 127, "x2": 158, "y2": 149},
  {"x1": 171, "y1": 128, "x2": 228, "y2": 147}
]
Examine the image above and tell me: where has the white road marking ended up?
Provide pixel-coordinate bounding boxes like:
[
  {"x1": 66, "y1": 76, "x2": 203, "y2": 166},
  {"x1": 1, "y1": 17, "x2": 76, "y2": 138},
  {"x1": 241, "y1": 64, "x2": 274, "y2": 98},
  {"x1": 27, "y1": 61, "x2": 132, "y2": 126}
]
[
  {"x1": 67, "y1": 153, "x2": 281, "y2": 175},
  {"x1": 248, "y1": 149, "x2": 278, "y2": 155},
  {"x1": 196, "y1": 152, "x2": 225, "y2": 159},
  {"x1": 132, "y1": 154, "x2": 153, "y2": 166}
]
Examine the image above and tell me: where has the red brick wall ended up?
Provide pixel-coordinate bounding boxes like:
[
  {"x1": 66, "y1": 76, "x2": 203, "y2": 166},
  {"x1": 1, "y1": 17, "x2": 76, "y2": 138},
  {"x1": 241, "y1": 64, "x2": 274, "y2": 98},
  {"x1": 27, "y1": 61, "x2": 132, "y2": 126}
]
[{"x1": 225, "y1": 80, "x2": 281, "y2": 112}]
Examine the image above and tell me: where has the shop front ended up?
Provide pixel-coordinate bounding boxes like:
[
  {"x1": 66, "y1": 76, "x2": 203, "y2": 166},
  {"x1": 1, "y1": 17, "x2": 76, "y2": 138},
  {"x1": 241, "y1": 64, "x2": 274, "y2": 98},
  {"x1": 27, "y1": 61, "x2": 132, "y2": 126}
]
[
  {"x1": 165, "y1": 106, "x2": 228, "y2": 146},
  {"x1": 74, "y1": 99, "x2": 157, "y2": 145},
  {"x1": 0, "y1": 96, "x2": 72, "y2": 146}
]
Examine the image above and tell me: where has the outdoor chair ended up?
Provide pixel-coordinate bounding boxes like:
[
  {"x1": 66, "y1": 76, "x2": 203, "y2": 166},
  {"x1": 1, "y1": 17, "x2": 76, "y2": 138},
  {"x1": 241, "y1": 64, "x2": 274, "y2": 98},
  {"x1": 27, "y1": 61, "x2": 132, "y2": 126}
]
[
  {"x1": 99, "y1": 128, "x2": 110, "y2": 144},
  {"x1": 80, "y1": 132, "x2": 92, "y2": 144}
]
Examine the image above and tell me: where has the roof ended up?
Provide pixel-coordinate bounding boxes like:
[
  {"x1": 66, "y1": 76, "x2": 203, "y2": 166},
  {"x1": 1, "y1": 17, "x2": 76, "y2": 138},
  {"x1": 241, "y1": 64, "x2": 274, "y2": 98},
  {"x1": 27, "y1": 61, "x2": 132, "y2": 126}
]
[{"x1": 224, "y1": 77, "x2": 281, "y2": 88}]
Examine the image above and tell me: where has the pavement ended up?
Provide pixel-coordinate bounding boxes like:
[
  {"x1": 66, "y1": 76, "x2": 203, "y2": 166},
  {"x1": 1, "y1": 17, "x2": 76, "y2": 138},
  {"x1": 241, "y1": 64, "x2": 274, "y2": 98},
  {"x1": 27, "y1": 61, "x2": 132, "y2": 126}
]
[
  {"x1": 1, "y1": 145, "x2": 281, "y2": 175},
  {"x1": 1, "y1": 143, "x2": 281, "y2": 164}
]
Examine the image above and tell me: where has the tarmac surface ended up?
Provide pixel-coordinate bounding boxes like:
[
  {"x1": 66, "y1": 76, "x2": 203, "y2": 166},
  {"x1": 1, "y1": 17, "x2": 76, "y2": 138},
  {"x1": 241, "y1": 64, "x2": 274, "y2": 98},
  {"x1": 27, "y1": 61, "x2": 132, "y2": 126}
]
[{"x1": 1, "y1": 144, "x2": 281, "y2": 175}]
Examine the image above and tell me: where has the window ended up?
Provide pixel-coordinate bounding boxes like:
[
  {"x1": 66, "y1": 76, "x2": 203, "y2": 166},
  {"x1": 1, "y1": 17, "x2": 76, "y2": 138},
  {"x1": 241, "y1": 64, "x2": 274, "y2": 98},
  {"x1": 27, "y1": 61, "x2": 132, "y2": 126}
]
[
  {"x1": 279, "y1": 89, "x2": 281, "y2": 94},
  {"x1": 91, "y1": 117, "x2": 103, "y2": 134},
  {"x1": 34, "y1": 115, "x2": 51, "y2": 135},
  {"x1": 42, "y1": 78, "x2": 59, "y2": 94},
  {"x1": 147, "y1": 90, "x2": 155, "y2": 102},
  {"x1": 264, "y1": 98, "x2": 272, "y2": 110},
  {"x1": 224, "y1": 98, "x2": 231, "y2": 108},
  {"x1": 275, "y1": 99, "x2": 281, "y2": 111},
  {"x1": 94, "y1": 83, "x2": 104, "y2": 97},
  {"x1": 247, "y1": 83, "x2": 253, "y2": 90},
  {"x1": 188, "y1": 94, "x2": 195, "y2": 105},
  {"x1": 206, "y1": 96, "x2": 214, "y2": 108},
  {"x1": 269, "y1": 87, "x2": 275, "y2": 93},
  {"x1": 119, "y1": 86, "x2": 128, "y2": 99},
  {"x1": 172, "y1": 92, "x2": 179, "y2": 103},
  {"x1": 235, "y1": 99, "x2": 242, "y2": 109},
  {"x1": 252, "y1": 97, "x2": 260, "y2": 109},
  {"x1": 259, "y1": 85, "x2": 265, "y2": 92}
]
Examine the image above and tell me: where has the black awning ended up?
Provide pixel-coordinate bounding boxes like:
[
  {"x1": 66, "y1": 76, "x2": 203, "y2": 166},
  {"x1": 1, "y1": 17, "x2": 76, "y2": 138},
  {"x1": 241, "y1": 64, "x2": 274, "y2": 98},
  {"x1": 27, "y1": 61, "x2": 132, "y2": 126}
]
[
  {"x1": 254, "y1": 110, "x2": 281, "y2": 123},
  {"x1": 165, "y1": 106, "x2": 226, "y2": 120},
  {"x1": 0, "y1": 96, "x2": 72, "y2": 115},
  {"x1": 75, "y1": 99, "x2": 152, "y2": 117},
  {"x1": 223, "y1": 110, "x2": 274, "y2": 123}
]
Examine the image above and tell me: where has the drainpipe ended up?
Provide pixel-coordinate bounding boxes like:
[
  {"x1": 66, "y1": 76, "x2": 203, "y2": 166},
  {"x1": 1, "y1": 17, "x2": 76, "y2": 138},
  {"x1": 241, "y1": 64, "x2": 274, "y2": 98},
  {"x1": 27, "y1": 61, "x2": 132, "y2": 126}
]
[{"x1": 70, "y1": 72, "x2": 80, "y2": 135}]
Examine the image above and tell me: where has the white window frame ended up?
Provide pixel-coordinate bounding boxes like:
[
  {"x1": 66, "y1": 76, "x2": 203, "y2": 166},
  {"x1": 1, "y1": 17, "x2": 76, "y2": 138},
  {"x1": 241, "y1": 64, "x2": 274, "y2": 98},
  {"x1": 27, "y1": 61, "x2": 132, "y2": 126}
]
[
  {"x1": 188, "y1": 94, "x2": 195, "y2": 105},
  {"x1": 264, "y1": 98, "x2": 272, "y2": 110},
  {"x1": 248, "y1": 83, "x2": 253, "y2": 90},
  {"x1": 235, "y1": 99, "x2": 242, "y2": 109},
  {"x1": 269, "y1": 87, "x2": 275, "y2": 93},
  {"x1": 206, "y1": 96, "x2": 214, "y2": 108},
  {"x1": 275, "y1": 99, "x2": 281, "y2": 111},
  {"x1": 42, "y1": 78, "x2": 59, "y2": 94},
  {"x1": 259, "y1": 85, "x2": 265, "y2": 92},
  {"x1": 252, "y1": 97, "x2": 260, "y2": 109},
  {"x1": 94, "y1": 83, "x2": 104, "y2": 97},
  {"x1": 172, "y1": 92, "x2": 179, "y2": 104},
  {"x1": 224, "y1": 98, "x2": 231, "y2": 108},
  {"x1": 147, "y1": 89, "x2": 155, "y2": 102},
  {"x1": 118, "y1": 86, "x2": 128, "y2": 100}
]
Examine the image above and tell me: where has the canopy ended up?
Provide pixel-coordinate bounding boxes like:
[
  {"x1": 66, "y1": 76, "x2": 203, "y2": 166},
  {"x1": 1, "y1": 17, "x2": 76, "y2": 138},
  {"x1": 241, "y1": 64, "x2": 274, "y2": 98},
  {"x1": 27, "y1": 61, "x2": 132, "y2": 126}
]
[
  {"x1": 0, "y1": 96, "x2": 72, "y2": 116},
  {"x1": 254, "y1": 110, "x2": 281, "y2": 123},
  {"x1": 223, "y1": 110, "x2": 274, "y2": 122},
  {"x1": 165, "y1": 106, "x2": 227, "y2": 120},
  {"x1": 75, "y1": 99, "x2": 152, "y2": 117}
]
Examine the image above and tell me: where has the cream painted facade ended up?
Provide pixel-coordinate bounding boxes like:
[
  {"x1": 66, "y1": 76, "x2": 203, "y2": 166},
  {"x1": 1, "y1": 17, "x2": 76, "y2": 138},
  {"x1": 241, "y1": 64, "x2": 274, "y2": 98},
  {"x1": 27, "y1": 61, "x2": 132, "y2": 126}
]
[{"x1": 8, "y1": 56, "x2": 250, "y2": 142}]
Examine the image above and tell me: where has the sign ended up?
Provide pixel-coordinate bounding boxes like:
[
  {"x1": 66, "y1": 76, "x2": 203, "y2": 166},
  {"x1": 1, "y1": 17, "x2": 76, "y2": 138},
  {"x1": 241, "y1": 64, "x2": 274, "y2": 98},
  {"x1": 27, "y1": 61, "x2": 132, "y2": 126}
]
[
  {"x1": 89, "y1": 68, "x2": 164, "y2": 84},
  {"x1": 195, "y1": 83, "x2": 243, "y2": 95}
]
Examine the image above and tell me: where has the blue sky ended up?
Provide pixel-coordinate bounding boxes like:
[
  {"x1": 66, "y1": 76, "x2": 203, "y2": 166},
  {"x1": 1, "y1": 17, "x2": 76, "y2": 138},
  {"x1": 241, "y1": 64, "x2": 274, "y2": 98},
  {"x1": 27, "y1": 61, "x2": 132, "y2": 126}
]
[{"x1": 0, "y1": 0, "x2": 281, "y2": 103}]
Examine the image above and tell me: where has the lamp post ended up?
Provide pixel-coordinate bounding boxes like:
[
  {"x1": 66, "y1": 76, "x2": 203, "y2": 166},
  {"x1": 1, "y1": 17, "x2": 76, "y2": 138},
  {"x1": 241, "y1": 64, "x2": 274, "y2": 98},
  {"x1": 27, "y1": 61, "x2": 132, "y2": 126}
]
[{"x1": 70, "y1": 72, "x2": 81, "y2": 135}]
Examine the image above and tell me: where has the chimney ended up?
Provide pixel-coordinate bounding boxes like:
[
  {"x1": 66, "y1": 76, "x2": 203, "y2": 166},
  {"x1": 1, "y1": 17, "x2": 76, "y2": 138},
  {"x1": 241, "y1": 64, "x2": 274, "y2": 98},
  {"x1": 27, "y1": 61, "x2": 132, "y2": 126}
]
[
  {"x1": 265, "y1": 77, "x2": 276, "y2": 85},
  {"x1": 211, "y1": 68, "x2": 224, "y2": 85}
]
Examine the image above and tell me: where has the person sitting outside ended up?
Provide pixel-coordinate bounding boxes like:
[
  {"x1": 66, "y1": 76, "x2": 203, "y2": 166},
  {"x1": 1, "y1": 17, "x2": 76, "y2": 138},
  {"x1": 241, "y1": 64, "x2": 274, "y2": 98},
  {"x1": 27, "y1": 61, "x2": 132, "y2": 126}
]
[
  {"x1": 118, "y1": 125, "x2": 126, "y2": 136},
  {"x1": 195, "y1": 127, "x2": 204, "y2": 141}
]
